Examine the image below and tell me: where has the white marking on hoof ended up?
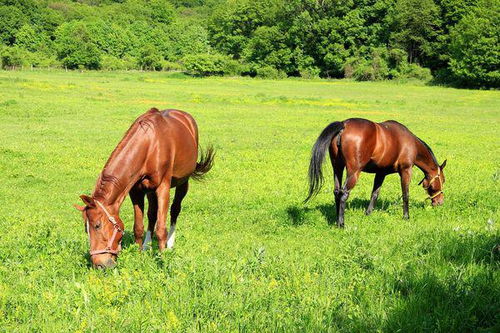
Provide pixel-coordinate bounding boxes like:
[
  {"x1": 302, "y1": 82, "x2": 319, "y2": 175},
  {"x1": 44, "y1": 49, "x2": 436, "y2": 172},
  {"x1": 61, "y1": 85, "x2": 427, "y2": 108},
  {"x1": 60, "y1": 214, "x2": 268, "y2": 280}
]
[
  {"x1": 142, "y1": 231, "x2": 152, "y2": 251},
  {"x1": 166, "y1": 225, "x2": 176, "y2": 249}
]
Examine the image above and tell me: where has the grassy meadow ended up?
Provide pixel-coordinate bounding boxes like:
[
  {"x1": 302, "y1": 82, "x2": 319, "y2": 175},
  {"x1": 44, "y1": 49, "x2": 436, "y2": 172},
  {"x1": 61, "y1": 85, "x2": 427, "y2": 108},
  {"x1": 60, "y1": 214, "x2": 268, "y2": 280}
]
[{"x1": 0, "y1": 70, "x2": 498, "y2": 332}]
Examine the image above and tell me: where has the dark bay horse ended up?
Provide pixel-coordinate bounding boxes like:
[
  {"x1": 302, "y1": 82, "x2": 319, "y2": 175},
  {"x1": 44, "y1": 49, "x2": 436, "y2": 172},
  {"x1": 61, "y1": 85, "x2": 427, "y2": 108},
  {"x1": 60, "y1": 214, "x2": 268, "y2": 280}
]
[
  {"x1": 74, "y1": 108, "x2": 214, "y2": 268},
  {"x1": 305, "y1": 118, "x2": 446, "y2": 227}
]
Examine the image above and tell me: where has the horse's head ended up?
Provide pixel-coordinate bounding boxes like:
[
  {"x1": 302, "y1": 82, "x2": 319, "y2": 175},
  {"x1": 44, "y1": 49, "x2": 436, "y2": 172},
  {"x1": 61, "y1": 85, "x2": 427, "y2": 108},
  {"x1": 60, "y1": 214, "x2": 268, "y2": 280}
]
[
  {"x1": 420, "y1": 160, "x2": 446, "y2": 206},
  {"x1": 74, "y1": 195, "x2": 124, "y2": 269}
]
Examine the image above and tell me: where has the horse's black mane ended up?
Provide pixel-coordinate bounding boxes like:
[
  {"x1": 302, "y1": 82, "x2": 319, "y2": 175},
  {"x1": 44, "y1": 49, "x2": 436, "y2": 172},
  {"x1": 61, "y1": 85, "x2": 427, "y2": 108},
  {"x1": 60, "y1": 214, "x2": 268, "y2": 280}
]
[{"x1": 416, "y1": 137, "x2": 438, "y2": 165}]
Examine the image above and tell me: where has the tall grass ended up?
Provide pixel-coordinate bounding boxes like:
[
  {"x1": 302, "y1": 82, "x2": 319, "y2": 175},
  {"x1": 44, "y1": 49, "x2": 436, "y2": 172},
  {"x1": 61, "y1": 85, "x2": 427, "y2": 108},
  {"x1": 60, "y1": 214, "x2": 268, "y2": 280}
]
[{"x1": 0, "y1": 70, "x2": 498, "y2": 331}]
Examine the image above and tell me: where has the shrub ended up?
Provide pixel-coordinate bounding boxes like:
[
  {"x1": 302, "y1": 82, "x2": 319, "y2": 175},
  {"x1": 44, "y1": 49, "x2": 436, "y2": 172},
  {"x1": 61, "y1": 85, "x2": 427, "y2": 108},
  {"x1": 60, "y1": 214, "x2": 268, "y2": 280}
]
[
  {"x1": 122, "y1": 55, "x2": 138, "y2": 70},
  {"x1": 161, "y1": 60, "x2": 183, "y2": 71},
  {"x1": 254, "y1": 65, "x2": 287, "y2": 79},
  {"x1": 1, "y1": 47, "x2": 62, "y2": 69},
  {"x1": 1, "y1": 46, "x2": 27, "y2": 68},
  {"x1": 344, "y1": 52, "x2": 389, "y2": 81},
  {"x1": 400, "y1": 63, "x2": 433, "y2": 81},
  {"x1": 138, "y1": 45, "x2": 163, "y2": 70},
  {"x1": 299, "y1": 66, "x2": 320, "y2": 79},
  {"x1": 101, "y1": 55, "x2": 127, "y2": 71},
  {"x1": 223, "y1": 59, "x2": 249, "y2": 76},
  {"x1": 35, "y1": 53, "x2": 61, "y2": 68},
  {"x1": 182, "y1": 53, "x2": 228, "y2": 76}
]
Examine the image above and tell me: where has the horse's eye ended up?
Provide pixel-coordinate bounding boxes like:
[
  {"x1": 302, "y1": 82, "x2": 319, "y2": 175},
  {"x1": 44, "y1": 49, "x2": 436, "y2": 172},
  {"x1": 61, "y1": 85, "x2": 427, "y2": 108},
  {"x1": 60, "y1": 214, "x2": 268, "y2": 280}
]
[{"x1": 94, "y1": 221, "x2": 102, "y2": 230}]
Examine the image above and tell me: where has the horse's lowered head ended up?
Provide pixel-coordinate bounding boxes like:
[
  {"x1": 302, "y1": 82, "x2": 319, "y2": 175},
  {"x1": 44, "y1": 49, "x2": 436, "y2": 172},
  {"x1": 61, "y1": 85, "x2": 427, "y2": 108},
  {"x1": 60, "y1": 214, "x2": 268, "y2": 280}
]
[
  {"x1": 420, "y1": 160, "x2": 447, "y2": 206},
  {"x1": 74, "y1": 195, "x2": 124, "y2": 269}
]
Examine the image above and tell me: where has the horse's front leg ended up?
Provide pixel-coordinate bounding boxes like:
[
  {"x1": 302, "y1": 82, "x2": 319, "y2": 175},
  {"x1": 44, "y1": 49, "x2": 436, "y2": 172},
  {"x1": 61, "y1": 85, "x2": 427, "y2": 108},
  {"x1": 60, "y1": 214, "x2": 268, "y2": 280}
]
[
  {"x1": 399, "y1": 167, "x2": 412, "y2": 219},
  {"x1": 155, "y1": 180, "x2": 171, "y2": 251},
  {"x1": 129, "y1": 188, "x2": 145, "y2": 248}
]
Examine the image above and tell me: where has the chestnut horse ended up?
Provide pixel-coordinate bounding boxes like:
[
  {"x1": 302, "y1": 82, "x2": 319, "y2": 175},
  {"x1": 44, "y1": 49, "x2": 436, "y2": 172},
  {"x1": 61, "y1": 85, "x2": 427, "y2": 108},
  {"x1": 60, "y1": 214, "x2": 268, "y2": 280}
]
[
  {"x1": 305, "y1": 118, "x2": 446, "y2": 227},
  {"x1": 74, "y1": 108, "x2": 214, "y2": 268}
]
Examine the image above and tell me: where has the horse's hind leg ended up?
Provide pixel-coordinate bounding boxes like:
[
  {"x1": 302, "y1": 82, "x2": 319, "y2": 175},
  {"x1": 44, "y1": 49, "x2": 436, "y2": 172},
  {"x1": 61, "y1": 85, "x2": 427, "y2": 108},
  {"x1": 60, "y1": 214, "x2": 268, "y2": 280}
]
[
  {"x1": 143, "y1": 192, "x2": 158, "y2": 250},
  {"x1": 338, "y1": 168, "x2": 361, "y2": 227},
  {"x1": 167, "y1": 181, "x2": 189, "y2": 249},
  {"x1": 332, "y1": 160, "x2": 345, "y2": 220},
  {"x1": 365, "y1": 173, "x2": 385, "y2": 215}
]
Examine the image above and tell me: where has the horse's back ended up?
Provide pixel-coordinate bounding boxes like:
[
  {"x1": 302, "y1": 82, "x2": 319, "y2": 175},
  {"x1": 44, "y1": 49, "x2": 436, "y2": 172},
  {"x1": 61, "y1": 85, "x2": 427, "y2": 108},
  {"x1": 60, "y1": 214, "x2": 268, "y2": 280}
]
[
  {"x1": 140, "y1": 108, "x2": 199, "y2": 183},
  {"x1": 374, "y1": 120, "x2": 418, "y2": 169},
  {"x1": 337, "y1": 118, "x2": 417, "y2": 172},
  {"x1": 337, "y1": 119, "x2": 378, "y2": 169}
]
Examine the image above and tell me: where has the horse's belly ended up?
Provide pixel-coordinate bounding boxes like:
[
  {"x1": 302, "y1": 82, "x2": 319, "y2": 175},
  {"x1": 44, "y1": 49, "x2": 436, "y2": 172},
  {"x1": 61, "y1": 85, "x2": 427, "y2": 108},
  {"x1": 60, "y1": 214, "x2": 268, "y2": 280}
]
[
  {"x1": 170, "y1": 176, "x2": 189, "y2": 188},
  {"x1": 363, "y1": 160, "x2": 397, "y2": 174}
]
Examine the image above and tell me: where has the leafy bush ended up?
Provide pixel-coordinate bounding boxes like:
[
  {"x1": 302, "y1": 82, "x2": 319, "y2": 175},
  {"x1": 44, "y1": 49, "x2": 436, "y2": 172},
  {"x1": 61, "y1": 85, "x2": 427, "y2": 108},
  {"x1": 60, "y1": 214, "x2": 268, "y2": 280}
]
[
  {"x1": 1, "y1": 47, "x2": 61, "y2": 69},
  {"x1": 254, "y1": 65, "x2": 287, "y2": 79},
  {"x1": 399, "y1": 63, "x2": 433, "y2": 81},
  {"x1": 138, "y1": 45, "x2": 163, "y2": 70},
  {"x1": 182, "y1": 53, "x2": 228, "y2": 76},
  {"x1": 299, "y1": 66, "x2": 320, "y2": 79},
  {"x1": 101, "y1": 55, "x2": 128, "y2": 71},
  {"x1": 35, "y1": 53, "x2": 61, "y2": 68},
  {"x1": 223, "y1": 59, "x2": 249, "y2": 76},
  {"x1": 1, "y1": 46, "x2": 27, "y2": 68},
  {"x1": 344, "y1": 50, "x2": 390, "y2": 81},
  {"x1": 161, "y1": 60, "x2": 183, "y2": 71}
]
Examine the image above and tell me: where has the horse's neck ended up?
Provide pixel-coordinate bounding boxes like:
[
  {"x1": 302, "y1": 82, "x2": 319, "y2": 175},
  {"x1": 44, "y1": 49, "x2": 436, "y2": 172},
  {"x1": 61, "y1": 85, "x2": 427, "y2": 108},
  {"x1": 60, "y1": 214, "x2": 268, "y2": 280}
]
[
  {"x1": 92, "y1": 139, "x2": 143, "y2": 209},
  {"x1": 414, "y1": 139, "x2": 438, "y2": 176}
]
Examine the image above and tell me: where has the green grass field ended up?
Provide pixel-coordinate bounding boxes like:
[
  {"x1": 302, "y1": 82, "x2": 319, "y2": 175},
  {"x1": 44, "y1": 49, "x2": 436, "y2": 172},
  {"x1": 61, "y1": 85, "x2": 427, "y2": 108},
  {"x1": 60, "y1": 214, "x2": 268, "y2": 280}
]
[{"x1": 0, "y1": 70, "x2": 498, "y2": 332}]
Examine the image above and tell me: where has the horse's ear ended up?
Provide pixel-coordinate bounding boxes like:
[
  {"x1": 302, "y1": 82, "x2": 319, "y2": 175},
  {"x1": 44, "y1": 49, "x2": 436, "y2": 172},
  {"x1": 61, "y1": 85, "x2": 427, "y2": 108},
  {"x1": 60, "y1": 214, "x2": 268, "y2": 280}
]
[
  {"x1": 440, "y1": 159, "x2": 447, "y2": 170},
  {"x1": 80, "y1": 195, "x2": 95, "y2": 207},
  {"x1": 73, "y1": 204, "x2": 85, "y2": 211}
]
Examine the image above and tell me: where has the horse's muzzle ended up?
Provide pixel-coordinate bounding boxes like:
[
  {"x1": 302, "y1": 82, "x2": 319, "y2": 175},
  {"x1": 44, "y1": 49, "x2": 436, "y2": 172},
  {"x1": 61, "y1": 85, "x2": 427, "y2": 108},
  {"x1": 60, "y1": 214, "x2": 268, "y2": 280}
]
[
  {"x1": 92, "y1": 257, "x2": 116, "y2": 269},
  {"x1": 432, "y1": 197, "x2": 444, "y2": 206}
]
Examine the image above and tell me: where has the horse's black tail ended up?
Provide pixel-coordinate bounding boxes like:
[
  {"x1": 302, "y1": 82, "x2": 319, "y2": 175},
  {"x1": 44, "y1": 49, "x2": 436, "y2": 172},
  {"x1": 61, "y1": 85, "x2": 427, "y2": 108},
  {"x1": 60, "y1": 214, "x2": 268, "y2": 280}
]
[
  {"x1": 191, "y1": 145, "x2": 215, "y2": 181},
  {"x1": 305, "y1": 121, "x2": 344, "y2": 203}
]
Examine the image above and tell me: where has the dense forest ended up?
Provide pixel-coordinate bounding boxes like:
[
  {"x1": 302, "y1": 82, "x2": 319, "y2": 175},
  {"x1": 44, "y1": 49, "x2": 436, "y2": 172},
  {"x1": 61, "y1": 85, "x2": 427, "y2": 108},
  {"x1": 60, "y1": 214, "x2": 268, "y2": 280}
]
[{"x1": 0, "y1": 0, "x2": 498, "y2": 87}]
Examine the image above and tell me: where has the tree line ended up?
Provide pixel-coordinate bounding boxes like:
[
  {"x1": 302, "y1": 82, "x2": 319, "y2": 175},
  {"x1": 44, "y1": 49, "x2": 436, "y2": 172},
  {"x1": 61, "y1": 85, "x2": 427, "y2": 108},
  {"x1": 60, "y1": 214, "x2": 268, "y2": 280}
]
[{"x1": 0, "y1": 0, "x2": 498, "y2": 87}]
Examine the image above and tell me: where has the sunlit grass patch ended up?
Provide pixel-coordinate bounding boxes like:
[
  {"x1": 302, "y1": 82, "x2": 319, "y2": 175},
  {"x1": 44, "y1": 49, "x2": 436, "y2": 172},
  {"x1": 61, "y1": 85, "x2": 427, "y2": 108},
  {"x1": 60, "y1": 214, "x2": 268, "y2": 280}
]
[{"x1": 0, "y1": 70, "x2": 498, "y2": 332}]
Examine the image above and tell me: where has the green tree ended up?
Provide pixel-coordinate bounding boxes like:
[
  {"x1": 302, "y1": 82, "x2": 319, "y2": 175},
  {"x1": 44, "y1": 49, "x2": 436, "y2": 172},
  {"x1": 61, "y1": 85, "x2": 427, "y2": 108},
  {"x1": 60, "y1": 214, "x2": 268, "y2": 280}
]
[
  {"x1": 208, "y1": 0, "x2": 278, "y2": 59},
  {"x1": 0, "y1": 6, "x2": 26, "y2": 44},
  {"x1": 448, "y1": 0, "x2": 500, "y2": 87},
  {"x1": 389, "y1": 0, "x2": 441, "y2": 65},
  {"x1": 15, "y1": 24, "x2": 51, "y2": 53},
  {"x1": 55, "y1": 21, "x2": 101, "y2": 69},
  {"x1": 244, "y1": 26, "x2": 294, "y2": 74}
]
